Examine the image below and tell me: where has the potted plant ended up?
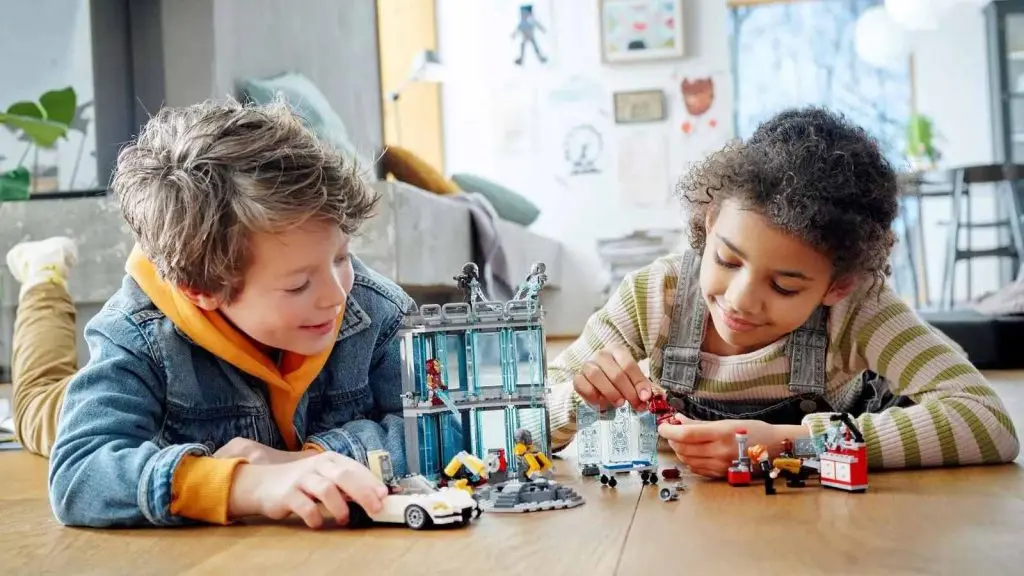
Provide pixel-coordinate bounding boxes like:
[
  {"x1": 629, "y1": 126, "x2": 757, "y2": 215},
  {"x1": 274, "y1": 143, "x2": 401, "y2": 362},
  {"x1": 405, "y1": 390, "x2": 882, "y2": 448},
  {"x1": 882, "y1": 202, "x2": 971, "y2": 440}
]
[
  {"x1": 0, "y1": 87, "x2": 77, "y2": 202},
  {"x1": 905, "y1": 113, "x2": 941, "y2": 171}
]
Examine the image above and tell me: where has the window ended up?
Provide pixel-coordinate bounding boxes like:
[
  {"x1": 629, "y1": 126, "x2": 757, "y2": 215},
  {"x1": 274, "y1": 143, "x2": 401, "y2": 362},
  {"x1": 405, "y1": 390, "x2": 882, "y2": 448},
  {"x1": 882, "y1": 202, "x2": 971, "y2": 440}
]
[{"x1": 1, "y1": 0, "x2": 136, "y2": 197}]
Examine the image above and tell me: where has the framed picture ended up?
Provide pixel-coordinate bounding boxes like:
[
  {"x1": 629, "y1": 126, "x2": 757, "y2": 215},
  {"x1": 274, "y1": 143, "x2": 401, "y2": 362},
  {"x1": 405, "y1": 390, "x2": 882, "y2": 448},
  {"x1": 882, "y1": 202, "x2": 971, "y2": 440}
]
[
  {"x1": 613, "y1": 89, "x2": 666, "y2": 123},
  {"x1": 599, "y1": 0, "x2": 685, "y2": 64}
]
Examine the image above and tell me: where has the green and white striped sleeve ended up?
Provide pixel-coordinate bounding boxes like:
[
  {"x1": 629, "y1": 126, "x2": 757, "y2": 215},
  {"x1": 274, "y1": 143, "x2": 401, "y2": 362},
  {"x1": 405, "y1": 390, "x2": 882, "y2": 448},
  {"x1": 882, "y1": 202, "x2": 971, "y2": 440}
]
[
  {"x1": 804, "y1": 283, "x2": 1020, "y2": 469},
  {"x1": 546, "y1": 256, "x2": 677, "y2": 452}
]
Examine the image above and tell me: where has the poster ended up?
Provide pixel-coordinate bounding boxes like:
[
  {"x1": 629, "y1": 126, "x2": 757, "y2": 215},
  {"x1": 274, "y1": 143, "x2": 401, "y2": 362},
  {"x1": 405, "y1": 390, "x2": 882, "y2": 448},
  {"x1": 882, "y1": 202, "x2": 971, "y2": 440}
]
[
  {"x1": 545, "y1": 77, "x2": 610, "y2": 180},
  {"x1": 504, "y1": 0, "x2": 555, "y2": 67},
  {"x1": 617, "y1": 129, "x2": 672, "y2": 208}
]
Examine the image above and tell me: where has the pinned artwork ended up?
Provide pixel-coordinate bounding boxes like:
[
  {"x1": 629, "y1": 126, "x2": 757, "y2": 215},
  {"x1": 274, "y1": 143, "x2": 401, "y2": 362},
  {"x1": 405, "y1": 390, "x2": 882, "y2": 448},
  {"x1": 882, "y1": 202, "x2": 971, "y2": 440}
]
[
  {"x1": 613, "y1": 89, "x2": 666, "y2": 124},
  {"x1": 563, "y1": 125, "x2": 603, "y2": 176},
  {"x1": 512, "y1": 3, "x2": 549, "y2": 66},
  {"x1": 679, "y1": 76, "x2": 717, "y2": 136},
  {"x1": 600, "y1": 0, "x2": 685, "y2": 64}
]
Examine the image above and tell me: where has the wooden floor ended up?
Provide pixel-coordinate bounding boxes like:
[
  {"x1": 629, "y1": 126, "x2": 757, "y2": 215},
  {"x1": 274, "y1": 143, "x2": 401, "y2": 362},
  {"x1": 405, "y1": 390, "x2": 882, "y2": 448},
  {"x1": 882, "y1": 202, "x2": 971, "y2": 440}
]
[{"x1": 2, "y1": 366, "x2": 1024, "y2": 574}]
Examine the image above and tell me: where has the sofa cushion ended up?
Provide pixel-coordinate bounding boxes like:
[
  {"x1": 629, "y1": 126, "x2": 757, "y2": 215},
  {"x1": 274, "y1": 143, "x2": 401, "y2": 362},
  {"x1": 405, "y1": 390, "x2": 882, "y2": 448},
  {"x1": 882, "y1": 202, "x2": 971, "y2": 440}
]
[
  {"x1": 380, "y1": 146, "x2": 458, "y2": 196},
  {"x1": 451, "y1": 173, "x2": 540, "y2": 226},
  {"x1": 238, "y1": 71, "x2": 375, "y2": 173}
]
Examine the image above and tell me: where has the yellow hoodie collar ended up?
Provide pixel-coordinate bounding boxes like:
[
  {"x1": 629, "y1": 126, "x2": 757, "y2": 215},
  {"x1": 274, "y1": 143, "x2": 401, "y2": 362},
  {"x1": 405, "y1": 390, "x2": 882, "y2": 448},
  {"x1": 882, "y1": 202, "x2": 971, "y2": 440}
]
[{"x1": 125, "y1": 245, "x2": 343, "y2": 450}]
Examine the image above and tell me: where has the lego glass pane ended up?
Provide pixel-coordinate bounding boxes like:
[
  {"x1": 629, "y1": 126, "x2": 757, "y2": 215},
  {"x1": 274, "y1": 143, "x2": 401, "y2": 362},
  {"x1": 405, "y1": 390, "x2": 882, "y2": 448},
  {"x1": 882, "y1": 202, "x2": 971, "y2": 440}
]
[
  {"x1": 576, "y1": 403, "x2": 601, "y2": 467},
  {"x1": 513, "y1": 328, "x2": 544, "y2": 387},
  {"x1": 444, "y1": 333, "x2": 468, "y2": 392},
  {"x1": 471, "y1": 331, "x2": 502, "y2": 391},
  {"x1": 516, "y1": 406, "x2": 549, "y2": 454},
  {"x1": 440, "y1": 412, "x2": 468, "y2": 464},
  {"x1": 473, "y1": 408, "x2": 508, "y2": 457}
]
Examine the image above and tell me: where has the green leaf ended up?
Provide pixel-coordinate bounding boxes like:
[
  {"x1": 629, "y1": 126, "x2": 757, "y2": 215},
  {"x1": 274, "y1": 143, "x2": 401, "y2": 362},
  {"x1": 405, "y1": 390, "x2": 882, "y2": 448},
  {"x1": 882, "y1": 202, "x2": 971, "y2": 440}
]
[
  {"x1": 39, "y1": 86, "x2": 77, "y2": 126},
  {"x1": 0, "y1": 167, "x2": 31, "y2": 201},
  {"x1": 7, "y1": 101, "x2": 43, "y2": 119},
  {"x1": 0, "y1": 110, "x2": 68, "y2": 148}
]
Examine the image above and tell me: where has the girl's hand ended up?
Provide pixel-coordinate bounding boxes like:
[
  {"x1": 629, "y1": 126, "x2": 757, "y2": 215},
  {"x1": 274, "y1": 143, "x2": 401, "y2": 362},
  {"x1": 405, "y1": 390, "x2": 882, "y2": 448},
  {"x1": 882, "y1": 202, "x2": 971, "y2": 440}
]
[
  {"x1": 573, "y1": 345, "x2": 654, "y2": 411},
  {"x1": 657, "y1": 415, "x2": 796, "y2": 478}
]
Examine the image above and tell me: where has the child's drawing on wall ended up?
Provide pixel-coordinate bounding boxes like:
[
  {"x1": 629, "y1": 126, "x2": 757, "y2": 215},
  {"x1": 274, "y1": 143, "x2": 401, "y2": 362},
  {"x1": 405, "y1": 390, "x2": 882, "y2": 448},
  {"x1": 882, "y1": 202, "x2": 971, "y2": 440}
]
[
  {"x1": 680, "y1": 76, "x2": 717, "y2": 136},
  {"x1": 512, "y1": 4, "x2": 547, "y2": 65}
]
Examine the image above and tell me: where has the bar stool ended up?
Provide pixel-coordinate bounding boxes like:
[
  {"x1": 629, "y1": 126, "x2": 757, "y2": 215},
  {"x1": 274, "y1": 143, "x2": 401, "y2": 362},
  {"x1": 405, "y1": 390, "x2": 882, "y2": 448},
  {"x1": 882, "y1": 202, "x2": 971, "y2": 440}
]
[{"x1": 940, "y1": 164, "x2": 1024, "y2": 310}]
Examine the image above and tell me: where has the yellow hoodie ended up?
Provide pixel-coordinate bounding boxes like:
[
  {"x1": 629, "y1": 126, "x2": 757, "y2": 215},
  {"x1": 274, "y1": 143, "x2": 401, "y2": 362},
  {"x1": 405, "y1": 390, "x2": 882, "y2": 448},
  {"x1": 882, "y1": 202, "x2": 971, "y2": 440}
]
[{"x1": 126, "y1": 247, "x2": 342, "y2": 524}]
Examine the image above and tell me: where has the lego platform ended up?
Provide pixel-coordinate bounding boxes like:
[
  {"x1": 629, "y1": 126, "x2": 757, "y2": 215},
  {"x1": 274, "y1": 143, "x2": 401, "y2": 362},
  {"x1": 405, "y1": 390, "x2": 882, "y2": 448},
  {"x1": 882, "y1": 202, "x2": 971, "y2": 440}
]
[{"x1": 3, "y1": 375, "x2": 1024, "y2": 575}]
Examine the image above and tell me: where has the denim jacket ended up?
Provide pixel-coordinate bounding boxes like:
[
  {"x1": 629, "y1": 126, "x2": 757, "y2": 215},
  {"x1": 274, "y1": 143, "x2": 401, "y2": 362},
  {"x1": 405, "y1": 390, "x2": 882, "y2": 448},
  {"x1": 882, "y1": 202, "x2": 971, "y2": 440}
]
[{"x1": 47, "y1": 256, "x2": 413, "y2": 527}]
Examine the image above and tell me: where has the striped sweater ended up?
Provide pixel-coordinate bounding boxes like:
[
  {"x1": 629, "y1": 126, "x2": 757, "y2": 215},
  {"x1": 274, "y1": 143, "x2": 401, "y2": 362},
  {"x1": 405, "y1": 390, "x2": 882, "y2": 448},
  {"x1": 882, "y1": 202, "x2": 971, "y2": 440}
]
[{"x1": 547, "y1": 254, "x2": 1020, "y2": 469}]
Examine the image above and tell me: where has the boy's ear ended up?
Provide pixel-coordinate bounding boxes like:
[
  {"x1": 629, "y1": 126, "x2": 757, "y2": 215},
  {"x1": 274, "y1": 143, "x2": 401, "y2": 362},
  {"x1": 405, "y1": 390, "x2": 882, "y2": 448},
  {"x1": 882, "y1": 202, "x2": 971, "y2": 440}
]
[
  {"x1": 822, "y1": 275, "x2": 857, "y2": 306},
  {"x1": 179, "y1": 286, "x2": 221, "y2": 311}
]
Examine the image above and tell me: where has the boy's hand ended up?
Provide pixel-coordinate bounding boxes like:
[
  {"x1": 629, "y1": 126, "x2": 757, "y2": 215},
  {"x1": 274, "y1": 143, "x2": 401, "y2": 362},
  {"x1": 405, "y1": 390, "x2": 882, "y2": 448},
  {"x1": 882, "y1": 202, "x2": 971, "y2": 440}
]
[
  {"x1": 658, "y1": 415, "x2": 795, "y2": 478},
  {"x1": 214, "y1": 437, "x2": 313, "y2": 465},
  {"x1": 573, "y1": 345, "x2": 653, "y2": 411},
  {"x1": 228, "y1": 452, "x2": 388, "y2": 528}
]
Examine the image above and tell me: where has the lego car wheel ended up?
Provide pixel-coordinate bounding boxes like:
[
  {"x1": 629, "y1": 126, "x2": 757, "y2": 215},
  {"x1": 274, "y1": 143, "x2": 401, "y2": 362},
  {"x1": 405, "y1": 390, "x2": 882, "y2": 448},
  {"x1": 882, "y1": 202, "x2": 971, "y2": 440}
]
[
  {"x1": 608, "y1": 476, "x2": 618, "y2": 488},
  {"x1": 649, "y1": 472, "x2": 658, "y2": 484},
  {"x1": 600, "y1": 474, "x2": 610, "y2": 485},
  {"x1": 640, "y1": 471, "x2": 650, "y2": 483},
  {"x1": 404, "y1": 505, "x2": 431, "y2": 530}
]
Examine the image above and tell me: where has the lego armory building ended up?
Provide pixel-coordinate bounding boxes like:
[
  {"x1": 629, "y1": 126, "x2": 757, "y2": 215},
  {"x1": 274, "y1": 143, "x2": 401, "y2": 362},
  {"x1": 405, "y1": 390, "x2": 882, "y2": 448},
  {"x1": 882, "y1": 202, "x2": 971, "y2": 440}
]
[{"x1": 399, "y1": 264, "x2": 551, "y2": 481}]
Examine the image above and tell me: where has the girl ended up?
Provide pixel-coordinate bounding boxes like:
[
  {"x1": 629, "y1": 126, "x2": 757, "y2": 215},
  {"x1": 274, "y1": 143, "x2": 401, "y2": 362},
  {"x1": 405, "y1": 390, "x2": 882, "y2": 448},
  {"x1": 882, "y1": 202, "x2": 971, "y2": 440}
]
[{"x1": 547, "y1": 107, "x2": 1019, "y2": 477}]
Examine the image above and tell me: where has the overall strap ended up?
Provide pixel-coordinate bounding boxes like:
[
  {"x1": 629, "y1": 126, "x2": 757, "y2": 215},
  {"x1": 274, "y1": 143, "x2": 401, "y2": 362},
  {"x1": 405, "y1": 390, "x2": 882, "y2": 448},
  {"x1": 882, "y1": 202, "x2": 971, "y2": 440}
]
[
  {"x1": 785, "y1": 306, "x2": 829, "y2": 395},
  {"x1": 659, "y1": 250, "x2": 707, "y2": 395}
]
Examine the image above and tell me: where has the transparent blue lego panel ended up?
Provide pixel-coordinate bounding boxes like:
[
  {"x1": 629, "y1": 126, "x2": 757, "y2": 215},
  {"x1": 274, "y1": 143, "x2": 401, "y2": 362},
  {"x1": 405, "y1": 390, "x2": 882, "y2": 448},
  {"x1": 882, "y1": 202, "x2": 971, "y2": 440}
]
[
  {"x1": 471, "y1": 331, "x2": 503, "y2": 391},
  {"x1": 636, "y1": 411, "x2": 658, "y2": 465},
  {"x1": 513, "y1": 328, "x2": 544, "y2": 387},
  {"x1": 417, "y1": 415, "x2": 441, "y2": 480},
  {"x1": 574, "y1": 403, "x2": 659, "y2": 468},
  {"x1": 472, "y1": 408, "x2": 508, "y2": 460},
  {"x1": 604, "y1": 405, "x2": 634, "y2": 465},
  {"x1": 444, "y1": 333, "x2": 468, "y2": 392},
  {"x1": 440, "y1": 411, "x2": 467, "y2": 464},
  {"x1": 576, "y1": 403, "x2": 601, "y2": 468},
  {"x1": 517, "y1": 406, "x2": 549, "y2": 454}
]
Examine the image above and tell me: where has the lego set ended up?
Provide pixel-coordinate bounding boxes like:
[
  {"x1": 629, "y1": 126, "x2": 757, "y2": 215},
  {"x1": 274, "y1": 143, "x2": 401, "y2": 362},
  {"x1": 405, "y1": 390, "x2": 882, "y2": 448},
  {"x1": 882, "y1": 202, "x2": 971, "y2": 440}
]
[
  {"x1": 391, "y1": 260, "x2": 585, "y2": 517},
  {"x1": 727, "y1": 413, "x2": 869, "y2": 495},
  {"x1": 351, "y1": 261, "x2": 873, "y2": 529}
]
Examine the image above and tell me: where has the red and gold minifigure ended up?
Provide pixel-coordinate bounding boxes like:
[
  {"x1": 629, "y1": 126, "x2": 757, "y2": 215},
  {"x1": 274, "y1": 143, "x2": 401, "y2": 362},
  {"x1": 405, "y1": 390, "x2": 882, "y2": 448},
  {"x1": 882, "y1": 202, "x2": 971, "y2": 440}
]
[{"x1": 425, "y1": 358, "x2": 447, "y2": 406}]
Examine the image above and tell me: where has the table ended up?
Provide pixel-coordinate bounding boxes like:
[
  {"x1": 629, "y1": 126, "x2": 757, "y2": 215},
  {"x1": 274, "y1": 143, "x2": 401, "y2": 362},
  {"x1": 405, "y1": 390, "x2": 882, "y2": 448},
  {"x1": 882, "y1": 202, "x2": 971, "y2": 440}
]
[{"x1": 3, "y1": 376, "x2": 1024, "y2": 575}]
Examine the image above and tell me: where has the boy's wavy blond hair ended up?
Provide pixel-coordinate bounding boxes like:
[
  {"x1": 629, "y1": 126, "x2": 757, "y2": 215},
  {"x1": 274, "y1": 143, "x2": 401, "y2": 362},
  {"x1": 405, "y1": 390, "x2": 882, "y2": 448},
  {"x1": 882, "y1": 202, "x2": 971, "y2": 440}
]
[{"x1": 112, "y1": 99, "x2": 377, "y2": 303}]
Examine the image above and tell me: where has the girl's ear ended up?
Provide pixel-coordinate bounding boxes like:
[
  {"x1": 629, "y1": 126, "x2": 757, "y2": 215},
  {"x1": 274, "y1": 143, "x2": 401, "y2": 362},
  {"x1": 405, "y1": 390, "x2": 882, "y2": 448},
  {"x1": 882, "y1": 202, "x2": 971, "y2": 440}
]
[
  {"x1": 822, "y1": 275, "x2": 857, "y2": 306},
  {"x1": 179, "y1": 286, "x2": 221, "y2": 310}
]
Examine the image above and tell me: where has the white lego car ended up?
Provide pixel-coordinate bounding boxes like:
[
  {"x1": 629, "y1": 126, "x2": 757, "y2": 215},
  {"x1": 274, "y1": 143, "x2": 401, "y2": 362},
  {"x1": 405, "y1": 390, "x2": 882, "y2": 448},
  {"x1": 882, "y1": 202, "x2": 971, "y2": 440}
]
[{"x1": 350, "y1": 473, "x2": 481, "y2": 530}]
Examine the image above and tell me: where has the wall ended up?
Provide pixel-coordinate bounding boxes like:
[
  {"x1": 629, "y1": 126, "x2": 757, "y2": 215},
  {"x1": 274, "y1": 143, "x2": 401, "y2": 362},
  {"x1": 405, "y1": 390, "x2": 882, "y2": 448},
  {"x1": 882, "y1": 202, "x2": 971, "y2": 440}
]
[
  {"x1": 159, "y1": 0, "x2": 384, "y2": 163},
  {"x1": 913, "y1": 2, "x2": 1001, "y2": 306},
  {"x1": 437, "y1": 0, "x2": 732, "y2": 335}
]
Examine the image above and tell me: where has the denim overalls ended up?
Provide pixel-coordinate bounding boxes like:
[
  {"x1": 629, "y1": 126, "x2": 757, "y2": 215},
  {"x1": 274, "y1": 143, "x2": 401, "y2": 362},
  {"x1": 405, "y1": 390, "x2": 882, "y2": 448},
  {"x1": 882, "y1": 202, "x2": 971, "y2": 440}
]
[{"x1": 659, "y1": 250, "x2": 912, "y2": 424}]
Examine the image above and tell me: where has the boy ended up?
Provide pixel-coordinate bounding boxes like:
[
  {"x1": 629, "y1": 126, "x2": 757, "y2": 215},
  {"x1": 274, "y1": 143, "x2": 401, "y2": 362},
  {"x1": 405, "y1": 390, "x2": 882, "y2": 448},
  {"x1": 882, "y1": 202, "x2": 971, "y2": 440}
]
[
  {"x1": 547, "y1": 107, "x2": 1019, "y2": 476},
  {"x1": 46, "y1": 99, "x2": 412, "y2": 528}
]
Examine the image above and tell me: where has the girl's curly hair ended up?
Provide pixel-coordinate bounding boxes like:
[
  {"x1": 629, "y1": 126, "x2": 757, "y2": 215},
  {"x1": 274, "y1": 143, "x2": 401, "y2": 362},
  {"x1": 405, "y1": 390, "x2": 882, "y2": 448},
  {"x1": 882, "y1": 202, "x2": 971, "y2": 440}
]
[{"x1": 677, "y1": 106, "x2": 899, "y2": 287}]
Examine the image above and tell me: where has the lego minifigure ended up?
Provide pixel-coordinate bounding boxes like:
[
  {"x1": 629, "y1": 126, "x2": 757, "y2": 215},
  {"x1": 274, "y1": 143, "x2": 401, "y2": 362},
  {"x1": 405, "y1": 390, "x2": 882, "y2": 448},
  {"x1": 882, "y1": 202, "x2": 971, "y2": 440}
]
[
  {"x1": 512, "y1": 262, "x2": 548, "y2": 301},
  {"x1": 425, "y1": 358, "x2": 447, "y2": 406},
  {"x1": 453, "y1": 262, "x2": 486, "y2": 304},
  {"x1": 779, "y1": 438, "x2": 794, "y2": 459},
  {"x1": 514, "y1": 428, "x2": 553, "y2": 480},
  {"x1": 747, "y1": 444, "x2": 775, "y2": 495},
  {"x1": 647, "y1": 391, "x2": 674, "y2": 425}
]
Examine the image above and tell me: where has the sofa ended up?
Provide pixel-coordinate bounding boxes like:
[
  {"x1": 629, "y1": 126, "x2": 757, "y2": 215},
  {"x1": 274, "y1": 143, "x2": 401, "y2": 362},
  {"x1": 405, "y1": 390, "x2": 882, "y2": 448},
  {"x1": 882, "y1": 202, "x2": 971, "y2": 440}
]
[{"x1": 0, "y1": 182, "x2": 563, "y2": 380}]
